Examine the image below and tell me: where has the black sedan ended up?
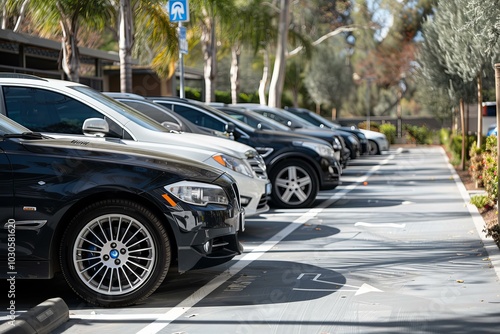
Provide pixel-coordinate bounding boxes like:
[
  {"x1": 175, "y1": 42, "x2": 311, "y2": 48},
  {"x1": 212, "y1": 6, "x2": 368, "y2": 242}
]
[{"x1": 0, "y1": 114, "x2": 243, "y2": 307}]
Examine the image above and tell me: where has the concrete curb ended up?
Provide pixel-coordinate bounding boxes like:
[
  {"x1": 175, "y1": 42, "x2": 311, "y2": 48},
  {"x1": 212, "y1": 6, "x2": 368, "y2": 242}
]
[
  {"x1": 0, "y1": 298, "x2": 69, "y2": 334},
  {"x1": 442, "y1": 147, "x2": 500, "y2": 281}
]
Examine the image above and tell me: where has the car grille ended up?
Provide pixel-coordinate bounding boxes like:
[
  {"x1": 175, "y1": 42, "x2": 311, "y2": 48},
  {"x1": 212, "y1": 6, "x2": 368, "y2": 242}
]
[
  {"x1": 247, "y1": 155, "x2": 268, "y2": 180},
  {"x1": 257, "y1": 194, "x2": 269, "y2": 210}
]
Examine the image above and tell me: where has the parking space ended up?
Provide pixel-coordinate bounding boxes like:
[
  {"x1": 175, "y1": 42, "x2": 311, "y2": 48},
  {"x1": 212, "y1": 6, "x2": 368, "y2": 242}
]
[{"x1": 2, "y1": 146, "x2": 499, "y2": 333}]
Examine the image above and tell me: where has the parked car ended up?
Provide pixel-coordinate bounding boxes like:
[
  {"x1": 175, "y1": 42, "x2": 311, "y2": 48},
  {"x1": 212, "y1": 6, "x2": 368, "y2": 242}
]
[
  {"x1": 284, "y1": 107, "x2": 389, "y2": 155},
  {"x1": 234, "y1": 104, "x2": 362, "y2": 160},
  {"x1": 148, "y1": 96, "x2": 342, "y2": 209},
  {"x1": 0, "y1": 74, "x2": 270, "y2": 217},
  {"x1": 101, "y1": 92, "x2": 271, "y2": 216},
  {"x1": 211, "y1": 104, "x2": 350, "y2": 168},
  {"x1": 0, "y1": 114, "x2": 243, "y2": 307},
  {"x1": 486, "y1": 124, "x2": 497, "y2": 136},
  {"x1": 284, "y1": 107, "x2": 370, "y2": 155}
]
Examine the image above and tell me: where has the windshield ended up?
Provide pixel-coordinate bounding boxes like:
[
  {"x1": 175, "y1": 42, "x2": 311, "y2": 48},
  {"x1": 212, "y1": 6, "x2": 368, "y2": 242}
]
[
  {"x1": 0, "y1": 113, "x2": 30, "y2": 135},
  {"x1": 224, "y1": 109, "x2": 290, "y2": 131},
  {"x1": 72, "y1": 86, "x2": 169, "y2": 133},
  {"x1": 186, "y1": 100, "x2": 259, "y2": 133},
  {"x1": 297, "y1": 111, "x2": 341, "y2": 129}
]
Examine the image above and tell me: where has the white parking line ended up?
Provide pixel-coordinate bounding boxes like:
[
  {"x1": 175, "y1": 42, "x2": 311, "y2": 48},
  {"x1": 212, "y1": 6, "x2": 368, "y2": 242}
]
[{"x1": 131, "y1": 152, "x2": 398, "y2": 333}]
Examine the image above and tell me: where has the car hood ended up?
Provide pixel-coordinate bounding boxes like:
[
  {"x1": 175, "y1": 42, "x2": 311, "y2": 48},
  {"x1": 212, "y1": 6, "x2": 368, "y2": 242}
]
[
  {"x1": 291, "y1": 127, "x2": 336, "y2": 142},
  {"x1": 360, "y1": 129, "x2": 386, "y2": 139},
  {"x1": 17, "y1": 136, "x2": 224, "y2": 181},
  {"x1": 254, "y1": 129, "x2": 333, "y2": 146}
]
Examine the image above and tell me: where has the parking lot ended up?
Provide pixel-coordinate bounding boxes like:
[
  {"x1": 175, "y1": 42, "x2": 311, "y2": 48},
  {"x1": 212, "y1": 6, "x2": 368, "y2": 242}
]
[{"x1": 2, "y1": 146, "x2": 499, "y2": 333}]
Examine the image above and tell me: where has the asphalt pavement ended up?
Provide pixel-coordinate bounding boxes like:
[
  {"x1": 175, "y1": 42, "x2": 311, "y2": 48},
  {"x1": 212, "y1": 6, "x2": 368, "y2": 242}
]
[{"x1": 1, "y1": 146, "x2": 499, "y2": 334}]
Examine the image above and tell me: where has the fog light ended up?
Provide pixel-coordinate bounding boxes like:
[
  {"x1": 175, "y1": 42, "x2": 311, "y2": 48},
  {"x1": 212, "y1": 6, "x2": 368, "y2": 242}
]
[
  {"x1": 240, "y1": 196, "x2": 251, "y2": 206},
  {"x1": 328, "y1": 166, "x2": 334, "y2": 174},
  {"x1": 203, "y1": 241, "x2": 211, "y2": 253}
]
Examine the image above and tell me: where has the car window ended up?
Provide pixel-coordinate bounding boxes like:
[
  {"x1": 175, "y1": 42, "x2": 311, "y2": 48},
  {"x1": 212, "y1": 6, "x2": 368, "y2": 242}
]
[
  {"x1": 294, "y1": 113, "x2": 322, "y2": 126},
  {"x1": 254, "y1": 110, "x2": 289, "y2": 125},
  {"x1": 2, "y1": 86, "x2": 124, "y2": 137},
  {"x1": 172, "y1": 104, "x2": 226, "y2": 132},
  {"x1": 72, "y1": 86, "x2": 169, "y2": 134},
  {"x1": 120, "y1": 100, "x2": 180, "y2": 125}
]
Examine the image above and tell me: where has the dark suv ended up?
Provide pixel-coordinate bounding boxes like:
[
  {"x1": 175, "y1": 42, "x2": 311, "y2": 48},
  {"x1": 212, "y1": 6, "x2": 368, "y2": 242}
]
[
  {"x1": 149, "y1": 97, "x2": 342, "y2": 209},
  {"x1": 285, "y1": 107, "x2": 369, "y2": 155},
  {"x1": 235, "y1": 104, "x2": 362, "y2": 160},
  {"x1": 0, "y1": 114, "x2": 243, "y2": 307}
]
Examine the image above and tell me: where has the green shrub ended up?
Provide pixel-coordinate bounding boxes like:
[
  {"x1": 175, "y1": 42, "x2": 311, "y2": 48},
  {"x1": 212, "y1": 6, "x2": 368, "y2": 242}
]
[
  {"x1": 439, "y1": 128, "x2": 451, "y2": 146},
  {"x1": 215, "y1": 90, "x2": 231, "y2": 104},
  {"x1": 184, "y1": 87, "x2": 202, "y2": 100},
  {"x1": 379, "y1": 123, "x2": 396, "y2": 144},
  {"x1": 405, "y1": 124, "x2": 433, "y2": 145},
  {"x1": 483, "y1": 135, "x2": 498, "y2": 205},
  {"x1": 469, "y1": 142, "x2": 484, "y2": 187},
  {"x1": 357, "y1": 121, "x2": 379, "y2": 131},
  {"x1": 470, "y1": 194, "x2": 491, "y2": 209}
]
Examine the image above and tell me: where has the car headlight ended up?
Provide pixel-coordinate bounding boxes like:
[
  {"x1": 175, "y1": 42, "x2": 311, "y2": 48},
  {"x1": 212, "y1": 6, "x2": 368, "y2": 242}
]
[
  {"x1": 212, "y1": 154, "x2": 253, "y2": 178},
  {"x1": 333, "y1": 138, "x2": 342, "y2": 151},
  {"x1": 165, "y1": 181, "x2": 228, "y2": 206},
  {"x1": 293, "y1": 141, "x2": 334, "y2": 158}
]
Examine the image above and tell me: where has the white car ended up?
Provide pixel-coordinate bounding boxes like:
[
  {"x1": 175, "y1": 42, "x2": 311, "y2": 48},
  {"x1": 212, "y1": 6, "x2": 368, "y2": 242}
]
[
  {"x1": 0, "y1": 74, "x2": 270, "y2": 217},
  {"x1": 360, "y1": 129, "x2": 390, "y2": 155}
]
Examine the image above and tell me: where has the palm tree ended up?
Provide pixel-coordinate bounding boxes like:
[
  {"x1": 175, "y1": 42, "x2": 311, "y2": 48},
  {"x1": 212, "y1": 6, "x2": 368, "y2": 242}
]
[
  {"x1": 28, "y1": 0, "x2": 112, "y2": 82},
  {"x1": 111, "y1": 0, "x2": 178, "y2": 93},
  {"x1": 188, "y1": 0, "x2": 236, "y2": 102}
]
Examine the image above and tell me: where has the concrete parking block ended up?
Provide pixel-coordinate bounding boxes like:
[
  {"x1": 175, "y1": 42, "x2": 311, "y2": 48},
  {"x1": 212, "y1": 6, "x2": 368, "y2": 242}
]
[{"x1": 0, "y1": 298, "x2": 69, "y2": 334}]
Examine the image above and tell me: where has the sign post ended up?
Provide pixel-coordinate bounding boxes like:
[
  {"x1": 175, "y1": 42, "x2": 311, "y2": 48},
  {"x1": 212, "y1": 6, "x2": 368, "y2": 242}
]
[{"x1": 168, "y1": 0, "x2": 189, "y2": 98}]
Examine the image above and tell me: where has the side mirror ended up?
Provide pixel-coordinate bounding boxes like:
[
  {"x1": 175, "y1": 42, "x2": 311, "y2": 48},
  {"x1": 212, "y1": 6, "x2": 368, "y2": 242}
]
[
  {"x1": 82, "y1": 118, "x2": 109, "y2": 137},
  {"x1": 287, "y1": 120, "x2": 301, "y2": 129},
  {"x1": 225, "y1": 122, "x2": 235, "y2": 133},
  {"x1": 161, "y1": 121, "x2": 182, "y2": 132},
  {"x1": 225, "y1": 122, "x2": 235, "y2": 140}
]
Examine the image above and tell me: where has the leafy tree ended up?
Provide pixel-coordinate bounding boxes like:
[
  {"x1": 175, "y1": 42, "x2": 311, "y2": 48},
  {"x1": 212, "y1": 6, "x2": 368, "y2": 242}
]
[
  {"x1": 1, "y1": 0, "x2": 29, "y2": 32},
  {"x1": 27, "y1": 0, "x2": 112, "y2": 82},
  {"x1": 188, "y1": 0, "x2": 236, "y2": 103},
  {"x1": 303, "y1": 40, "x2": 353, "y2": 114},
  {"x1": 434, "y1": 0, "x2": 498, "y2": 147},
  {"x1": 465, "y1": 0, "x2": 500, "y2": 54},
  {"x1": 417, "y1": 3, "x2": 476, "y2": 169},
  {"x1": 130, "y1": 2, "x2": 178, "y2": 84}
]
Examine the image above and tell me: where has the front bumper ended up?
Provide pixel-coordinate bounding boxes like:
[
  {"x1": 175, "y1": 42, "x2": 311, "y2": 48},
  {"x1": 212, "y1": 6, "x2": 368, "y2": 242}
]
[
  {"x1": 167, "y1": 203, "x2": 244, "y2": 272},
  {"x1": 319, "y1": 157, "x2": 342, "y2": 190}
]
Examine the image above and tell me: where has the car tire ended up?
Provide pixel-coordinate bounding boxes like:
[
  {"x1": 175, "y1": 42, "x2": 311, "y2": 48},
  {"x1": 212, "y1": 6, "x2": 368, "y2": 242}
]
[
  {"x1": 269, "y1": 159, "x2": 319, "y2": 208},
  {"x1": 368, "y1": 140, "x2": 380, "y2": 155},
  {"x1": 60, "y1": 199, "x2": 171, "y2": 307}
]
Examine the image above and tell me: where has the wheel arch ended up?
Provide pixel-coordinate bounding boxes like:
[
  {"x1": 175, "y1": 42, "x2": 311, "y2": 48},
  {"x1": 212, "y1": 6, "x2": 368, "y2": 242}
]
[
  {"x1": 49, "y1": 191, "x2": 178, "y2": 275},
  {"x1": 267, "y1": 151, "x2": 322, "y2": 183}
]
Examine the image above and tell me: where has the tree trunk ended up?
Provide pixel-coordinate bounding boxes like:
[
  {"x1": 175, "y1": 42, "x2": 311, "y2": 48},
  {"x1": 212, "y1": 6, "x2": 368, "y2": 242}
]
[
  {"x1": 460, "y1": 98, "x2": 466, "y2": 171},
  {"x1": 13, "y1": 0, "x2": 29, "y2": 32},
  {"x1": 230, "y1": 43, "x2": 241, "y2": 104},
  {"x1": 268, "y1": 0, "x2": 290, "y2": 108},
  {"x1": 476, "y1": 73, "x2": 483, "y2": 147},
  {"x1": 201, "y1": 12, "x2": 216, "y2": 103},
  {"x1": 119, "y1": 0, "x2": 134, "y2": 93},
  {"x1": 58, "y1": 17, "x2": 79, "y2": 82},
  {"x1": 258, "y1": 49, "x2": 269, "y2": 105}
]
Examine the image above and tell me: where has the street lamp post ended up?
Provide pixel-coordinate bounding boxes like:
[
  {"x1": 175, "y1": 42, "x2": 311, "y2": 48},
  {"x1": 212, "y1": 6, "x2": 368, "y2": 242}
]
[{"x1": 366, "y1": 77, "x2": 372, "y2": 130}]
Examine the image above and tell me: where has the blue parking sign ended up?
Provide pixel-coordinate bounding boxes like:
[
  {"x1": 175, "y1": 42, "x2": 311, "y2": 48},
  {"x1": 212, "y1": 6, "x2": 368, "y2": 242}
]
[
  {"x1": 168, "y1": 0, "x2": 189, "y2": 22},
  {"x1": 179, "y1": 26, "x2": 188, "y2": 54}
]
